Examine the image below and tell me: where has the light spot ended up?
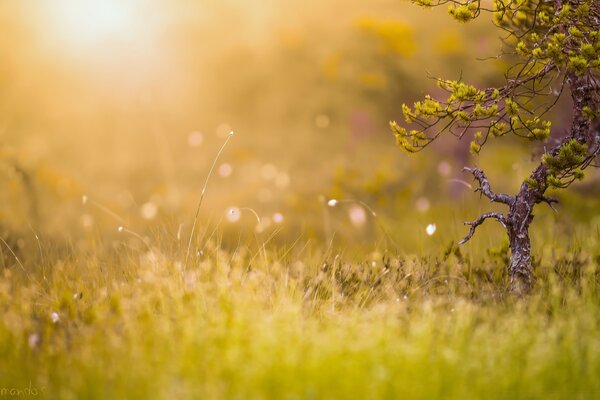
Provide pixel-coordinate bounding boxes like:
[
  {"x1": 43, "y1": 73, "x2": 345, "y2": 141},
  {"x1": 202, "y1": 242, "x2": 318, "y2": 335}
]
[
  {"x1": 328, "y1": 199, "x2": 338, "y2": 207},
  {"x1": 315, "y1": 114, "x2": 331, "y2": 129},
  {"x1": 117, "y1": 226, "x2": 124, "y2": 232},
  {"x1": 140, "y1": 202, "x2": 158, "y2": 220},
  {"x1": 261, "y1": 163, "x2": 278, "y2": 180},
  {"x1": 28, "y1": 333, "x2": 40, "y2": 349},
  {"x1": 426, "y1": 223, "x2": 437, "y2": 236},
  {"x1": 49, "y1": 0, "x2": 136, "y2": 46},
  {"x1": 255, "y1": 217, "x2": 272, "y2": 233},
  {"x1": 273, "y1": 212, "x2": 284, "y2": 224},
  {"x1": 184, "y1": 271, "x2": 197, "y2": 291},
  {"x1": 349, "y1": 205, "x2": 367, "y2": 227},
  {"x1": 80, "y1": 214, "x2": 94, "y2": 229},
  {"x1": 226, "y1": 207, "x2": 241, "y2": 223},
  {"x1": 218, "y1": 163, "x2": 233, "y2": 178},
  {"x1": 51, "y1": 312, "x2": 60, "y2": 324},
  {"x1": 176, "y1": 224, "x2": 183, "y2": 241},
  {"x1": 415, "y1": 197, "x2": 430, "y2": 213},
  {"x1": 217, "y1": 123, "x2": 232, "y2": 138},
  {"x1": 82, "y1": 195, "x2": 88, "y2": 205},
  {"x1": 437, "y1": 161, "x2": 451, "y2": 176},
  {"x1": 188, "y1": 131, "x2": 204, "y2": 147},
  {"x1": 275, "y1": 172, "x2": 290, "y2": 189}
]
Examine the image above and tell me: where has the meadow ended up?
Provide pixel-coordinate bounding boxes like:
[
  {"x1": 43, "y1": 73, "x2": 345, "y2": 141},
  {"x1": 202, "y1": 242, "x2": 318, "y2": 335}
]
[
  {"x1": 1, "y1": 207, "x2": 600, "y2": 399},
  {"x1": 2, "y1": 0, "x2": 600, "y2": 399}
]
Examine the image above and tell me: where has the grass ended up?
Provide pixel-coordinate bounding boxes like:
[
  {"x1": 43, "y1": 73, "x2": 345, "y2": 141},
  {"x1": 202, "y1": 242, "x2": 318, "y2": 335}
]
[
  {"x1": 2, "y1": 1, "x2": 599, "y2": 397},
  {"x1": 1, "y1": 221, "x2": 600, "y2": 399}
]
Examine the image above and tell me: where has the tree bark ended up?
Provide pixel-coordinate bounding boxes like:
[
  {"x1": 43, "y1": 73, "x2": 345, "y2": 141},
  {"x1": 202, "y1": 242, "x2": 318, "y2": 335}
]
[
  {"x1": 507, "y1": 201, "x2": 534, "y2": 294},
  {"x1": 506, "y1": 179, "x2": 539, "y2": 294}
]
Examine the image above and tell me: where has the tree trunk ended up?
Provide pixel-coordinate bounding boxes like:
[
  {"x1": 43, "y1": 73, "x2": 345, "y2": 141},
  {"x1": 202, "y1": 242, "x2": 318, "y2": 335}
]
[
  {"x1": 506, "y1": 184, "x2": 539, "y2": 294},
  {"x1": 507, "y1": 221, "x2": 533, "y2": 294},
  {"x1": 504, "y1": 71, "x2": 599, "y2": 293}
]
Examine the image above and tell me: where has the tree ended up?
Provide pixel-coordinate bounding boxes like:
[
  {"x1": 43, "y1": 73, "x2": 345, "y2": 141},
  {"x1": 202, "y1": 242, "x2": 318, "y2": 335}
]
[{"x1": 391, "y1": 0, "x2": 600, "y2": 293}]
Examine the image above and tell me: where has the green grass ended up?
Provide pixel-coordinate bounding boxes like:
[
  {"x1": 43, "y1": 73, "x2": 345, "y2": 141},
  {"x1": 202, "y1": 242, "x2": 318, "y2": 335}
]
[{"x1": 1, "y1": 225, "x2": 600, "y2": 399}]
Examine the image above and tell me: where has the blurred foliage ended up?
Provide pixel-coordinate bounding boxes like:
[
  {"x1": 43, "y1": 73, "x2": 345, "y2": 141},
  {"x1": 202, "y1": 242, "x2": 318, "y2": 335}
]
[{"x1": 0, "y1": 0, "x2": 597, "y2": 254}]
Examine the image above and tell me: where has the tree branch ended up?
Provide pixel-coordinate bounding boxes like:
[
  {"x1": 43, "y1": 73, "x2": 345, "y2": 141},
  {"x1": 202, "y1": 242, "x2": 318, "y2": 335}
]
[
  {"x1": 458, "y1": 212, "x2": 508, "y2": 245},
  {"x1": 463, "y1": 167, "x2": 515, "y2": 205},
  {"x1": 538, "y1": 194, "x2": 558, "y2": 212}
]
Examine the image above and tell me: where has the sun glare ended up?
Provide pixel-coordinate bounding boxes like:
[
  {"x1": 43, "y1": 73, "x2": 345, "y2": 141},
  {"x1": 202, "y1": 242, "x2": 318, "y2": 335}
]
[{"x1": 51, "y1": 0, "x2": 137, "y2": 45}]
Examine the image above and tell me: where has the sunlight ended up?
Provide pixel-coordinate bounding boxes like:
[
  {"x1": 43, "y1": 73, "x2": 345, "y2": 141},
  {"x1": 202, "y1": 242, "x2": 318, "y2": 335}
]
[{"x1": 50, "y1": 0, "x2": 138, "y2": 45}]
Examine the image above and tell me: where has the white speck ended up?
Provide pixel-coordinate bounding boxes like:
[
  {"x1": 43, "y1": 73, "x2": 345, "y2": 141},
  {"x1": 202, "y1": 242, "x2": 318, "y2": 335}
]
[
  {"x1": 437, "y1": 161, "x2": 451, "y2": 176},
  {"x1": 273, "y1": 213, "x2": 284, "y2": 224},
  {"x1": 371, "y1": 261, "x2": 377, "y2": 267},
  {"x1": 426, "y1": 223, "x2": 437, "y2": 236},
  {"x1": 415, "y1": 197, "x2": 430, "y2": 213},
  {"x1": 187, "y1": 131, "x2": 204, "y2": 147},
  {"x1": 28, "y1": 333, "x2": 40, "y2": 349},
  {"x1": 217, "y1": 123, "x2": 232, "y2": 138},
  {"x1": 349, "y1": 205, "x2": 367, "y2": 227},
  {"x1": 82, "y1": 195, "x2": 88, "y2": 205},
  {"x1": 327, "y1": 199, "x2": 338, "y2": 207},
  {"x1": 51, "y1": 312, "x2": 59, "y2": 324},
  {"x1": 226, "y1": 207, "x2": 241, "y2": 223},
  {"x1": 229, "y1": 130, "x2": 235, "y2": 136},
  {"x1": 403, "y1": 295, "x2": 408, "y2": 300},
  {"x1": 140, "y1": 202, "x2": 158, "y2": 220},
  {"x1": 218, "y1": 163, "x2": 233, "y2": 178},
  {"x1": 117, "y1": 226, "x2": 124, "y2": 232}
]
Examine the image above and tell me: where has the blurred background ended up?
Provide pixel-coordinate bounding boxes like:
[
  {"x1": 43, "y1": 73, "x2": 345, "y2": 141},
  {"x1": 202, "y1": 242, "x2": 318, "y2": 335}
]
[{"x1": 1, "y1": 0, "x2": 598, "y2": 257}]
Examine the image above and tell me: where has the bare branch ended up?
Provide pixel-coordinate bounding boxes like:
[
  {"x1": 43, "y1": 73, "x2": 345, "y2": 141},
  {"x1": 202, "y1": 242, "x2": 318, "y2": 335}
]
[
  {"x1": 463, "y1": 167, "x2": 515, "y2": 205},
  {"x1": 458, "y1": 212, "x2": 508, "y2": 245},
  {"x1": 538, "y1": 195, "x2": 558, "y2": 212}
]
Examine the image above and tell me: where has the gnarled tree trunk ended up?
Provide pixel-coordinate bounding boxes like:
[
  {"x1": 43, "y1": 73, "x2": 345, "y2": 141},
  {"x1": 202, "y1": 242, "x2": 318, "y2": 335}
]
[
  {"x1": 459, "y1": 72, "x2": 599, "y2": 294},
  {"x1": 506, "y1": 195, "x2": 535, "y2": 294},
  {"x1": 502, "y1": 71, "x2": 600, "y2": 293}
]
